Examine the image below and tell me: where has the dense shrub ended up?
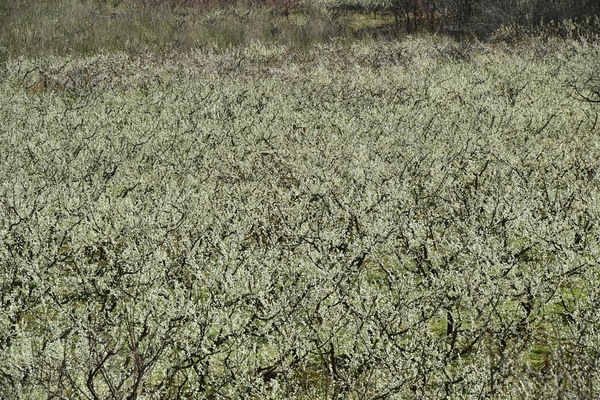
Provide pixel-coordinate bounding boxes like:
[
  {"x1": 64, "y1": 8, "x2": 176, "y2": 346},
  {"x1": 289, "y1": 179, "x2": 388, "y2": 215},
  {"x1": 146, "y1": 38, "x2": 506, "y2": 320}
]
[{"x1": 1, "y1": 39, "x2": 599, "y2": 399}]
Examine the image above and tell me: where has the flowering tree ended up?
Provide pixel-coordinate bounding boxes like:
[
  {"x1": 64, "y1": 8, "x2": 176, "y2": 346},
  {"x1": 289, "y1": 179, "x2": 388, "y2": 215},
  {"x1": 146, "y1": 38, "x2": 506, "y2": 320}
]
[{"x1": 1, "y1": 39, "x2": 600, "y2": 399}]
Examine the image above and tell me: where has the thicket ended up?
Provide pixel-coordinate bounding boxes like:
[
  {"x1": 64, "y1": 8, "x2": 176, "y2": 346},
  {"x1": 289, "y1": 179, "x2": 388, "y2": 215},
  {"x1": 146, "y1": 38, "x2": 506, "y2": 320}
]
[
  {"x1": 1, "y1": 0, "x2": 599, "y2": 398},
  {"x1": 1, "y1": 38, "x2": 599, "y2": 398}
]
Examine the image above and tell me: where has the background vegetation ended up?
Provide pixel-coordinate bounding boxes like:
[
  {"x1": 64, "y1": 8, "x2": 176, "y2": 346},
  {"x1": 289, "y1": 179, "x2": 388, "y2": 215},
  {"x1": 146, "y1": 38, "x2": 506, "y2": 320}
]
[
  {"x1": 0, "y1": 0, "x2": 599, "y2": 60},
  {"x1": 1, "y1": 1, "x2": 600, "y2": 399}
]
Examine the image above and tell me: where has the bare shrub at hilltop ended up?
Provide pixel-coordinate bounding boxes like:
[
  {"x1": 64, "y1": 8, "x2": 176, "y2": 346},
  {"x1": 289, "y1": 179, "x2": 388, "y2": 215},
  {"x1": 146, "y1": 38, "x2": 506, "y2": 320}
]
[{"x1": 319, "y1": 0, "x2": 600, "y2": 37}]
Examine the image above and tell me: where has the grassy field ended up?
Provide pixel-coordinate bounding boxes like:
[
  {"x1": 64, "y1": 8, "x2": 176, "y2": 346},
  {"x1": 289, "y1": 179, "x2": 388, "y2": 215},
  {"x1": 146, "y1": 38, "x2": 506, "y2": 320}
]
[{"x1": 1, "y1": 1, "x2": 600, "y2": 399}]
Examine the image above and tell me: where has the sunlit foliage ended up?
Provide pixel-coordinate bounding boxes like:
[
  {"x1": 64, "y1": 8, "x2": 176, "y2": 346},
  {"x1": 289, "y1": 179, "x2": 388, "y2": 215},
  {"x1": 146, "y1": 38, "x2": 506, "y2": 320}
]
[{"x1": 1, "y1": 39, "x2": 599, "y2": 398}]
